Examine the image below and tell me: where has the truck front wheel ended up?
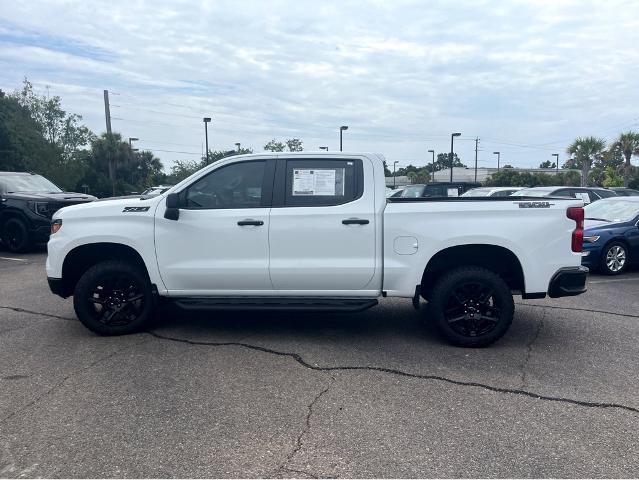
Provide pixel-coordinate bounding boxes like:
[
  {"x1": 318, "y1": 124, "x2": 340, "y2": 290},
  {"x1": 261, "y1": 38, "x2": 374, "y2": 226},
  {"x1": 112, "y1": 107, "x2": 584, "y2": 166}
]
[
  {"x1": 428, "y1": 267, "x2": 514, "y2": 347},
  {"x1": 73, "y1": 260, "x2": 155, "y2": 335}
]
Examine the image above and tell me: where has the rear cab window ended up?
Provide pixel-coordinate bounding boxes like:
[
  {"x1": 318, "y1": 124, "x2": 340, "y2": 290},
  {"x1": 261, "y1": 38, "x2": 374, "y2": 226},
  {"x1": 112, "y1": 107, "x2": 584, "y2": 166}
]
[{"x1": 275, "y1": 158, "x2": 363, "y2": 207}]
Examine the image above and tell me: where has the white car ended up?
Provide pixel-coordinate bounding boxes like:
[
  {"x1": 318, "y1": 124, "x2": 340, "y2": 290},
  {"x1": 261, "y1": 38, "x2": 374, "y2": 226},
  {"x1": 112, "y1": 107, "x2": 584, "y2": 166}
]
[
  {"x1": 461, "y1": 187, "x2": 520, "y2": 197},
  {"x1": 46, "y1": 152, "x2": 587, "y2": 347}
]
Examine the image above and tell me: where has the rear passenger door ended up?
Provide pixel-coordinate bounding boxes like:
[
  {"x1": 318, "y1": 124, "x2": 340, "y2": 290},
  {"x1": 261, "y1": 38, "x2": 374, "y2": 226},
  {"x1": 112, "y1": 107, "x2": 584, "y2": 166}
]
[{"x1": 268, "y1": 157, "x2": 377, "y2": 293}]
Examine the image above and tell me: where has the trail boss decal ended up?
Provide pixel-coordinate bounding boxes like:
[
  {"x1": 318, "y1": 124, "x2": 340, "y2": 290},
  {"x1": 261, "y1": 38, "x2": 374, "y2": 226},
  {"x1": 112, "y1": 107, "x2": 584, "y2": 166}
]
[
  {"x1": 517, "y1": 201, "x2": 553, "y2": 208},
  {"x1": 122, "y1": 206, "x2": 150, "y2": 212}
]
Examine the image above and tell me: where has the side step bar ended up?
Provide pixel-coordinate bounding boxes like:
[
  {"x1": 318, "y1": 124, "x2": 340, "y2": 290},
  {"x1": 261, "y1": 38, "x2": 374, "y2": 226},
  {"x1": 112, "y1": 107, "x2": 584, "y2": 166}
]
[{"x1": 173, "y1": 297, "x2": 378, "y2": 312}]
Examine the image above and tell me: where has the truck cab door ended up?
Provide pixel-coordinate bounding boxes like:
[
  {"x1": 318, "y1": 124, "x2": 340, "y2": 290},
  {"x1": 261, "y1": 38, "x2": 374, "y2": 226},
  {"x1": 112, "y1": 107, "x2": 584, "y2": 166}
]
[
  {"x1": 268, "y1": 157, "x2": 377, "y2": 293},
  {"x1": 154, "y1": 158, "x2": 275, "y2": 295}
]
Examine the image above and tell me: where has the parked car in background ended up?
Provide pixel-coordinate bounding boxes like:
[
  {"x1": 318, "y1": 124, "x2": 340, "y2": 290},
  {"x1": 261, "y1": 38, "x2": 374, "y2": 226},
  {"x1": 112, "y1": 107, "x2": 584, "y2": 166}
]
[
  {"x1": 609, "y1": 187, "x2": 639, "y2": 197},
  {"x1": 386, "y1": 187, "x2": 404, "y2": 198},
  {"x1": 511, "y1": 186, "x2": 617, "y2": 204},
  {"x1": 397, "y1": 182, "x2": 481, "y2": 198},
  {"x1": 461, "y1": 187, "x2": 519, "y2": 197},
  {"x1": 0, "y1": 172, "x2": 96, "y2": 252},
  {"x1": 141, "y1": 185, "x2": 174, "y2": 197},
  {"x1": 581, "y1": 197, "x2": 639, "y2": 275}
]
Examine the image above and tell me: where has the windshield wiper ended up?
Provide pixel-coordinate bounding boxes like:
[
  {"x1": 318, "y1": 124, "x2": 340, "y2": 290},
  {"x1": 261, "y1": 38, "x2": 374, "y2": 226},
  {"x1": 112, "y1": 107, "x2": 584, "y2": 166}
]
[{"x1": 585, "y1": 217, "x2": 610, "y2": 222}]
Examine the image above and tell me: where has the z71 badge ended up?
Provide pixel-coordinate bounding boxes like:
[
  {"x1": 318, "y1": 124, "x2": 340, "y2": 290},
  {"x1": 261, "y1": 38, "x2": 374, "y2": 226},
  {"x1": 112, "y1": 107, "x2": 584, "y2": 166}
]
[
  {"x1": 122, "y1": 206, "x2": 150, "y2": 212},
  {"x1": 517, "y1": 201, "x2": 552, "y2": 208}
]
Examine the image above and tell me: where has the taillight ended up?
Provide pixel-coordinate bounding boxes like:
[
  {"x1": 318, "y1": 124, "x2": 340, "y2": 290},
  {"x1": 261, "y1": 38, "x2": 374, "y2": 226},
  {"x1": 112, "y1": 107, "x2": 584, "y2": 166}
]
[{"x1": 566, "y1": 207, "x2": 584, "y2": 252}]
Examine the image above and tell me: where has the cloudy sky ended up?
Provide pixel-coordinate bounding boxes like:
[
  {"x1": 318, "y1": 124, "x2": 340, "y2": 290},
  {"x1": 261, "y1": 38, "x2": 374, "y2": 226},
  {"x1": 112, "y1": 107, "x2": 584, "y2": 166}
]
[{"x1": 1, "y1": 0, "x2": 639, "y2": 171}]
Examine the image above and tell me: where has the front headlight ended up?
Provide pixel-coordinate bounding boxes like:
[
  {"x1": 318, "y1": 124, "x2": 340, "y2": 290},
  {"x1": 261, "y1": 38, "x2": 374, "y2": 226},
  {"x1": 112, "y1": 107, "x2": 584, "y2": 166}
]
[
  {"x1": 583, "y1": 235, "x2": 600, "y2": 243},
  {"x1": 28, "y1": 201, "x2": 51, "y2": 217},
  {"x1": 51, "y1": 219, "x2": 62, "y2": 234}
]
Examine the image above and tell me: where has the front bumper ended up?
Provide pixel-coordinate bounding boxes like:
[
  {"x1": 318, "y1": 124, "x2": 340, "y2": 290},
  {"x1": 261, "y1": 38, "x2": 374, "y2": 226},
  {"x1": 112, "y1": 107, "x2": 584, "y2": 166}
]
[
  {"x1": 47, "y1": 277, "x2": 67, "y2": 298},
  {"x1": 548, "y1": 266, "x2": 589, "y2": 298}
]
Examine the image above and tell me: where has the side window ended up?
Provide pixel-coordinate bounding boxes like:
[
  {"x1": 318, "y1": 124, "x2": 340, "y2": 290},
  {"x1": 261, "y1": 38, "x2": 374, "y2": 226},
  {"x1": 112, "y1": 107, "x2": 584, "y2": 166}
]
[
  {"x1": 283, "y1": 159, "x2": 362, "y2": 207},
  {"x1": 184, "y1": 161, "x2": 267, "y2": 209}
]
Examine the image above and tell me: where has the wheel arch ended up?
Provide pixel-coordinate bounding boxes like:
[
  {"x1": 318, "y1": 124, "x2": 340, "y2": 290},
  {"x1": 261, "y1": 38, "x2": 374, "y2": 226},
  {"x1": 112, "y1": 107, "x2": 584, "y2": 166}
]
[
  {"x1": 420, "y1": 244, "x2": 525, "y2": 299},
  {"x1": 60, "y1": 242, "x2": 150, "y2": 297}
]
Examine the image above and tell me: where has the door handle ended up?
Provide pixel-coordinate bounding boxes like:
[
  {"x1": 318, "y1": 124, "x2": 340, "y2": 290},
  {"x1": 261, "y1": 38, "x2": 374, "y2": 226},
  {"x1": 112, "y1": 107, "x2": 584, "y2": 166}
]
[
  {"x1": 342, "y1": 218, "x2": 369, "y2": 225},
  {"x1": 237, "y1": 219, "x2": 264, "y2": 226}
]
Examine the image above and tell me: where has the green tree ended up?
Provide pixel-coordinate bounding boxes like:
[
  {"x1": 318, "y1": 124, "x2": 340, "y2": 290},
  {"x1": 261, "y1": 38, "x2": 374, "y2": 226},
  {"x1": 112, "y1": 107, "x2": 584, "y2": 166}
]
[
  {"x1": 285, "y1": 138, "x2": 303, "y2": 152},
  {"x1": 264, "y1": 138, "x2": 303, "y2": 152},
  {"x1": 382, "y1": 161, "x2": 392, "y2": 177},
  {"x1": 539, "y1": 160, "x2": 556, "y2": 169},
  {"x1": 566, "y1": 136, "x2": 606, "y2": 187},
  {"x1": 610, "y1": 131, "x2": 639, "y2": 187},
  {"x1": 0, "y1": 90, "x2": 56, "y2": 173},
  {"x1": 601, "y1": 166, "x2": 624, "y2": 187}
]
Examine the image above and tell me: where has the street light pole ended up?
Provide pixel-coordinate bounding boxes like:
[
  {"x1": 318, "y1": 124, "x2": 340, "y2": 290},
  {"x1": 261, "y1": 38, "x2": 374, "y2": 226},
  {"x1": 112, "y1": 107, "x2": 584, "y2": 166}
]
[
  {"x1": 235, "y1": 142, "x2": 241, "y2": 152},
  {"x1": 450, "y1": 133, "x2": 461, "y2": 182},
  {"x1": 393, "y1": 160, "x2": 399, "y2": 188},
  {"x1": 428, "y1": 149, "x2": 435, "y2": 182},
  {"x1": 203, "y1": 117, "x2": 211, "y2": 164},
  {"x1": 552, "y1": 153, "x2": 559, "y2": 173},
  {"x1": 493, "y1": 151, "x2": 501, "y2": 171},
  {"x1": 340, "y1": 125, "x2": 348, "y2": 151}
]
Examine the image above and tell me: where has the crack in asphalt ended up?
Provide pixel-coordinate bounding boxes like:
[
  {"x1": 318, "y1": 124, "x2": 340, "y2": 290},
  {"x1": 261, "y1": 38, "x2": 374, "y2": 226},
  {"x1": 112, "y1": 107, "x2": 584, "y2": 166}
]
[
  {"x1": 519, "y1": 310, "x2": 545, "y2": 389},
  {"x1": 147, "y1": 331, "x2": 639, "y2": 415},
  {"x1": 516, "y1": 302, "x2": 639, "y2": 319},
  {"x1": 277, "y1": 467, "x2": 319, "y2": 479},
  {"x1": 274, "y1": 377, "x2": 335, "y2": 478},
  {"x1": 0, "y1": 337, "x2": 149, "y2": 425},
  {"x1": 0, "y1": 305, "x2": 75, "y2": 322}
]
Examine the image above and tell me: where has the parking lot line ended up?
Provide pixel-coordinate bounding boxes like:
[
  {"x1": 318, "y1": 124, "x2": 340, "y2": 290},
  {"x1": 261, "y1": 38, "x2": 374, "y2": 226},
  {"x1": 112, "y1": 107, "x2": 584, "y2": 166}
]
[
  {"x1": 588, "y1": 277, "x2": 639, "y2": 284},
  {"x1": 0, "y1": 257, "x2": 27, "y2": 262}
]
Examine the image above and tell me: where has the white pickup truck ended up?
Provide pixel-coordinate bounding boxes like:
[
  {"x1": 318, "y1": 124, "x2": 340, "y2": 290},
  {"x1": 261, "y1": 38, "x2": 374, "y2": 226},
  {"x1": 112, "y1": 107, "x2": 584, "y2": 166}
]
[{"x1": 46, "y1": 152, "x2": 588, "y2": 346}]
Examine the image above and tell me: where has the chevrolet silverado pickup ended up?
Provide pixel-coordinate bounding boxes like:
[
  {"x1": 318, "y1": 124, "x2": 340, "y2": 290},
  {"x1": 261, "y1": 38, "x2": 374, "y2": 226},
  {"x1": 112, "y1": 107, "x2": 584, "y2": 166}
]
[{"x1": 46, "y1": 152, "x2": 588, "y2": 346}]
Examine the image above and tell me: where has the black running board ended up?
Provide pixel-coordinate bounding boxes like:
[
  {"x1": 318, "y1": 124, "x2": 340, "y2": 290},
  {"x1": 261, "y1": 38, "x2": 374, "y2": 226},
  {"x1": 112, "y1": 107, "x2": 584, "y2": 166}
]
[{"x1": 173, "y1": 297, "x2": 378, "y2": 312}]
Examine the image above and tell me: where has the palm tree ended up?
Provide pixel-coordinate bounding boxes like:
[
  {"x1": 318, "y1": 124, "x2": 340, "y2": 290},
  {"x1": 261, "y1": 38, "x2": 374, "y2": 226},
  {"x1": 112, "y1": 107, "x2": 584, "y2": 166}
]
[
  {"x1": 566, "y1": 136, "x2": 606, "y2": 187},
  {"x1": 610, "y1": 131, "x2": 639, "y2": 187}
]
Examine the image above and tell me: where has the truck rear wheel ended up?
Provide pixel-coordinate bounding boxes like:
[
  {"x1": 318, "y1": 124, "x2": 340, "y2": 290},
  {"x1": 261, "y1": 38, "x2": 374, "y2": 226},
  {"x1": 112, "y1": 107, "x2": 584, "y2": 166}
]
[
  {"x1": 73, "y1": 260, "x2": 155, "y2": 335},
  {"x1": 428, "y1": 266, "x2": 514, "y2": 347}
]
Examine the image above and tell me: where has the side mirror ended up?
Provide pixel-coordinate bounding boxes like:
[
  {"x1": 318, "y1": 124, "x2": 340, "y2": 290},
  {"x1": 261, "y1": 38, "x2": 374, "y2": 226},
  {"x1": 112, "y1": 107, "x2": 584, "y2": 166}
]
[{"x1": 164, "y1": 193, "x2": 180, "y2": 220}]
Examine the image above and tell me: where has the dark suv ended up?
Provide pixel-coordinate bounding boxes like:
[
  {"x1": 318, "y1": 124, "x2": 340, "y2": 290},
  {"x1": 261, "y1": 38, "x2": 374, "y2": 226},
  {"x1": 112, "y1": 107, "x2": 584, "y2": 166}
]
[
  {"x1": 0, "y1": 172, "x2": 96, "y2": 252},
  {"x1": 398, "y1": 182, "x2": 481, "y2": 198},
  {"x1": 511, "y1": 186, "x2": 617, "y2": 204}
]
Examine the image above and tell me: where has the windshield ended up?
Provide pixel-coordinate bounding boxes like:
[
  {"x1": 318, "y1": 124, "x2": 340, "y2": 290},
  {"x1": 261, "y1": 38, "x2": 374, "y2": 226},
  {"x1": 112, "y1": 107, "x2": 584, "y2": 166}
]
[
  {"x1": 512, "y1": 189, "x2": 552, "y2": 197},
  {"x1": 584, "y1": 200, "x2": 639, "y2": 223},
  {"x1": 2, "y1": 174, "x2": 62, "y2": 193},
  {"x1": 401, "y1": 185, "x2": 425, "y2": 198},
  {"x1": 461, "y1": 188, "x2": 491, "y2": 197}
]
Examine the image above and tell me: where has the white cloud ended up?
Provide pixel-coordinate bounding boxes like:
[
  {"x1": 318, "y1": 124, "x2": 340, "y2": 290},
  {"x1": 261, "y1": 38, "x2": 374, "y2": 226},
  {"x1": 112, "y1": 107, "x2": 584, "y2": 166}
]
[{"x1": 1, "y1": 0, "x2": 639, "y2": 169}]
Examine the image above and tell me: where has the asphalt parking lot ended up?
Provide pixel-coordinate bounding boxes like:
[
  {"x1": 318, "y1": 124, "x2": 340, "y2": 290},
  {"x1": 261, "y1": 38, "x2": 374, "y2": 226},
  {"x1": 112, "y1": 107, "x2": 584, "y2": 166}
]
[{"x1": 1, "y1": 249, "x2": 638, "y2": 478}]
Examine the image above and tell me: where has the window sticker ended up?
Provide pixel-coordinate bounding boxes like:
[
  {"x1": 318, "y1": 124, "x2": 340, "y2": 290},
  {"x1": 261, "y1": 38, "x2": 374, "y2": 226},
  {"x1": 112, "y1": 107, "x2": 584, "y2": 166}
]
[
  {"x1": 447, "y1": 188, "x2": 459, "y2": 197},
  {"x1": 292, "y1": 168, "x2": 344, "y2": 196}
]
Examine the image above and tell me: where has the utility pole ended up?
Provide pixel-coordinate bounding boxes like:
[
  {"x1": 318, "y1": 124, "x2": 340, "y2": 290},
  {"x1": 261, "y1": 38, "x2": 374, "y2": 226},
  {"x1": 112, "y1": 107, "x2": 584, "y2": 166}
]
[
  {"x1": 340, "y1": 125, "x2": 348, "y2": 151},
  {"x1": 450, "y1": 132, "x2": 461, "y2": 182},
  {"x1": 474, "y1": 137, "x2": 479, "y2": 182},
  {"x1": 235, "y1": 142, "x2": 241, "y2": 152},
  {"x1": 103, "y1": 90, "x2": 112, "y2": 134},
  {"x1": 203, "y1": 117, "x2": 211, "y2": 164},
  {"x1": 493, "y1": 151, "x2": 501, "y2": 171}
]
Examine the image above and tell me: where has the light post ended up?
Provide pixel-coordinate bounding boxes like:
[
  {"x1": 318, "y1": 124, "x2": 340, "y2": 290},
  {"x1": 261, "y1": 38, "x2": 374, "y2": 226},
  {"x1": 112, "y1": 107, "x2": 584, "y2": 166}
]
[
  {"x1": 393, "y1": 160, "x2": 399, "y2": 188},
  {"x1": 552, "y1": 153, "x2": 559, "y2": 173},
  {"x1": 339, "y1": 125, "x2": 348, "y2": 151},
  {"x1": 428, "y1": 149, "x2": 435, "y2": 182},
  {"x1": 493, "y1": 151, "x2": 501, "y2": 171},
  {"x1": 128, "y1": 137, "x2": 139, "y2": 152},
  {"x1": 203, "y1": 117, "x2": 211, "y2": 164},
  {"x1": 235, "y1": 142, "x2": 241, "y2": 152},
  {"x1": 450, "y1": 133, "x2": 461, "y2": 181},
  {"x1": 319, "y1": 146, "x2": 328, "y2": 151}
]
